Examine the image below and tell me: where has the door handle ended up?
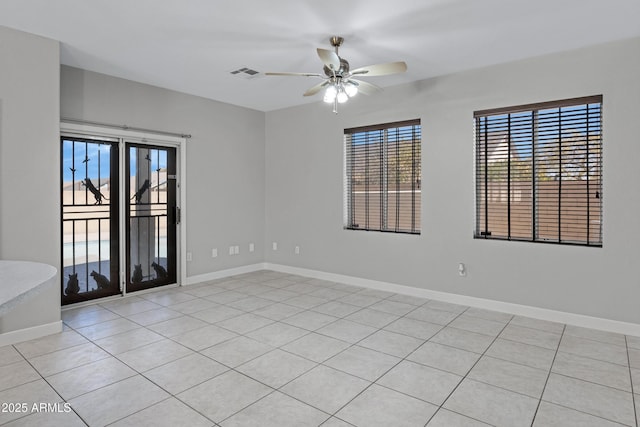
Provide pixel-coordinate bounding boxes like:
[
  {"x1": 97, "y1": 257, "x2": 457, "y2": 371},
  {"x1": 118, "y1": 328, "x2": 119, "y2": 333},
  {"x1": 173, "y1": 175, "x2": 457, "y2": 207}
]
[{"x1": 174, "y1": 206, "x2": 181, "y2": 225}]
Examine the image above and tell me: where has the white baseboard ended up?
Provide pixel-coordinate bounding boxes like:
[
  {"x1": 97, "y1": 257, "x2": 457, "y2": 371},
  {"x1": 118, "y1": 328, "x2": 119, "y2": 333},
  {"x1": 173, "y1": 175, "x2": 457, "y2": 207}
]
[
  {"x1": 0, "y1": 320, "x2": 63, "y2": 347},
  {"x1": 265, "y1": 263, "x2": 640, "y2": 337},
  {"x1": 185, "y1": 263, "x2": 267, "y2": 286}
]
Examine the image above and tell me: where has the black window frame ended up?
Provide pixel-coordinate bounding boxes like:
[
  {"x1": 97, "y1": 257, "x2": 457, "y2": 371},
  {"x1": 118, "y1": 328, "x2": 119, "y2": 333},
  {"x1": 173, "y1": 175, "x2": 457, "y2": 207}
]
[
  {"x1": 344, "y1": 119, "x2": 422, "y2": 234},
  {"x1": 474, "y1": 95, "x2": 603, "y2": 247}
]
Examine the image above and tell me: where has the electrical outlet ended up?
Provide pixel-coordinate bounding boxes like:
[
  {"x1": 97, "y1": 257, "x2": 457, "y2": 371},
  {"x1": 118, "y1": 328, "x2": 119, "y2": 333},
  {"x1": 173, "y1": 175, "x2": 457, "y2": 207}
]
[
  {"x1": 186, "y1": 252, "x2": 192, "y2": 262},
  {"x1": 234, "y1": 245, "x2": 240, "y2": 255},
  {"x1": 229, "y1": 246, "x2": 234, "y2": 255},
  {"x1": 295, "y1": 246, "x2": 300, "y2": 255},
  {"x1": 272, "y1": 242, "x2": 278, "y2": 251},
  {"x1": 211, "y1": 248, "x2": 217, "y2": 258},
  {"x1": 249, "y1": 243, "x2": 255, "y2": 252}
]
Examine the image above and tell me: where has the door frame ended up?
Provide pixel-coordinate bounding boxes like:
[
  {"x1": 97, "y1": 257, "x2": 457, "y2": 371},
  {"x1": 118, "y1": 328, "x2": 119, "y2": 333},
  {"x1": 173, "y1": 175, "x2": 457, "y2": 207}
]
[{"x1": 60, "y1": 122, "x2": 187, "y2": 297}]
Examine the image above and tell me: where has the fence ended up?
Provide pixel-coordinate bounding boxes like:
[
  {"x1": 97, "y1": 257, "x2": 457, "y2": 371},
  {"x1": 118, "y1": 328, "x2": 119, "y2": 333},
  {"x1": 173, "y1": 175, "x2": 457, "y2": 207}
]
[{"x1": 477, "y1": 180, "x2": 602, "y2": 243}]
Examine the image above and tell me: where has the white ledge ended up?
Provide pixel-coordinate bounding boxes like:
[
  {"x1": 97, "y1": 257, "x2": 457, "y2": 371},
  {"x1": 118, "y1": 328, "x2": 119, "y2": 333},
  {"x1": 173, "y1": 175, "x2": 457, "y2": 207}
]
[{"x1": 0, "y1": 260, "x2": 57, "y2": 316}]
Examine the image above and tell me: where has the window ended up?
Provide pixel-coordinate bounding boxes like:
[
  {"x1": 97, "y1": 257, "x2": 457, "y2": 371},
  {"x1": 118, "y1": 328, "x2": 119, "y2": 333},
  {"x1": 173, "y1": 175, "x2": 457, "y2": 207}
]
[
  {"x1": 474, "y1": 95, "x2": 602, "y2": 246},
  {"x1": 344, "y1": 119, "x2": 421, "y2": 234}
]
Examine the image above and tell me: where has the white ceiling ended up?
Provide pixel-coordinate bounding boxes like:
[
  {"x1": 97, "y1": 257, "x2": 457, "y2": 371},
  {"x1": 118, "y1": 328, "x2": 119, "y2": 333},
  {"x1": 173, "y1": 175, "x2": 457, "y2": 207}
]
[{"x1": 1, "y1": 0, "x2": 639, "y2": 112}]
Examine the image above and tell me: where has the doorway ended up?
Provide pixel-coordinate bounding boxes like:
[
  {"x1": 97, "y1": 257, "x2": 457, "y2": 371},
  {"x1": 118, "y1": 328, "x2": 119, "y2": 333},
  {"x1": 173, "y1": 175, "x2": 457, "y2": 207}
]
[{"x1": 61, "y1": 129, "x2": 183, "y2": 305}]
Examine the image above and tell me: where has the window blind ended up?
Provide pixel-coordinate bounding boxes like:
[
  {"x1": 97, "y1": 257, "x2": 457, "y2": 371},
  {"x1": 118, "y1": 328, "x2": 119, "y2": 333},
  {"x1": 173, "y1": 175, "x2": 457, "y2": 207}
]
[
  {"x1": 474, "y1": 95, "x2": 603, "y2": 246},
  {"x1": 345, "y1": 119, "x2": 421, "y2": 234}
]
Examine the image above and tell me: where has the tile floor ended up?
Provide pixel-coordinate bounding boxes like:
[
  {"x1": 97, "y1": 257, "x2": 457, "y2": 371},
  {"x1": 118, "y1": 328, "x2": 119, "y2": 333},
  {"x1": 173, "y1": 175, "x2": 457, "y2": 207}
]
[{"x1": 1, "y1": 270, "x2": 639, "y2": 426}]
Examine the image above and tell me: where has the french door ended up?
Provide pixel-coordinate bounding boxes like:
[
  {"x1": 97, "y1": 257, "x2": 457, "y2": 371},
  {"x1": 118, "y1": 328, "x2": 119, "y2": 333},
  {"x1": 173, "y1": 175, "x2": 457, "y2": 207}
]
[
  {"x1": 61, "y1": 137, "x2": 120, "y2": 304},
  {"x1": 61, "y1": 134, "x2": 181, "y2": 305},
  {"x1": 125, "y1": 144, "x2": 177, "y2": 292}
]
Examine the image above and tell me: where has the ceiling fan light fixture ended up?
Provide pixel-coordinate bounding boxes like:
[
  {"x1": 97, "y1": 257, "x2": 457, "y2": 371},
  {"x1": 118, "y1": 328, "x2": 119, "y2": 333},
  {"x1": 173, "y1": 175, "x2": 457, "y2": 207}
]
[
  {"x1": 344, "y1": 81, "x2": 358, "y2": 97},
  {"x1": 337, "y1": 88, "x2": 349, "y2": 104},
  {"x1": 323, "y1": 85, "x2": 338, "y2": 103}
]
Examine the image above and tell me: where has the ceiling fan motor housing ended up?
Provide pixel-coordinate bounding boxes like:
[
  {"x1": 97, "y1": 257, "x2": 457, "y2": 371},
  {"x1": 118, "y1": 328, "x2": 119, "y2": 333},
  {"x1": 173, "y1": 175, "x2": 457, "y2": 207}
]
[{"x1": 324, "y1": 58, "x2": 350, "y2": 78}]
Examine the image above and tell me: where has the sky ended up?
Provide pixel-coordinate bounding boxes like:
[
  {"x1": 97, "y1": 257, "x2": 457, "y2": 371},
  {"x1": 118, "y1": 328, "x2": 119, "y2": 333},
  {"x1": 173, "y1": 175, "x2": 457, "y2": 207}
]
[
  {"x1": 476, "y1": 103, "x2": 602, "y2": 159},
  {"x1": 62, "y1": 140, "x2": 167, "y2": 182}
]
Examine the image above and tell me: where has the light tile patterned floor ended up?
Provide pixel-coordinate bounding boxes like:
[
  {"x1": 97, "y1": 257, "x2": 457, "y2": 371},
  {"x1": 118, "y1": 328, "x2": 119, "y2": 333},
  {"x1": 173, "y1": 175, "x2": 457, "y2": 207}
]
[{"x1": 1, "y1": 270, "x2": 639, "y2": 426}]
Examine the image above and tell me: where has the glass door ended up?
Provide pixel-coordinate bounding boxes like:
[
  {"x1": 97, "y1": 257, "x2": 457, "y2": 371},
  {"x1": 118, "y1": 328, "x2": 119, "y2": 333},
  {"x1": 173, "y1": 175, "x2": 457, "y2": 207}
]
[
  {"x1": 61, "y1": 137, "x2": 120, "y2": 304},
  {"x1": 125, "y1": 143, "x2": 178, "y2": 292}
]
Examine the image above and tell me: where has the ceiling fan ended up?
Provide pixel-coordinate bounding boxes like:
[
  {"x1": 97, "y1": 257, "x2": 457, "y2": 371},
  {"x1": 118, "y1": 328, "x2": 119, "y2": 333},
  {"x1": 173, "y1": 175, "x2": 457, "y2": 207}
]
[{"x1": 265, "y1": 36, "x2": 407, "y2": 113}]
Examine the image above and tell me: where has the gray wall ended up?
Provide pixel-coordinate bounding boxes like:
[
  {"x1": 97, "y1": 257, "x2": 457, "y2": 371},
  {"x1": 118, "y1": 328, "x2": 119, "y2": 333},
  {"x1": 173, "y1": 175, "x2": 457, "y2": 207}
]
[
  {"x1": 0, "y1": 26, "x2": 61, "y2": 332},
  {"x1": 265, "y1": 37, "x2": 640, "y2": 324},
  {"x1": 61, "y1": 66, "x2": 266, "y2": 277}
]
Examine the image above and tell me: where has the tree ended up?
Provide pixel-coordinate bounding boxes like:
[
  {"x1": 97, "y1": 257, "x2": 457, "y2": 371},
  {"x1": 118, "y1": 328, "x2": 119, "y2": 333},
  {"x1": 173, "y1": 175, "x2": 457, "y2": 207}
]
[
  {"x1": 535, "y1": 132, "x2": 601, "y2": 181},
  {"x1": 350, "y1": 139, "x2": 421, "y2": 187},
  {"x1": 478, "y1": 130, "x2": 601, "y2": 183}
]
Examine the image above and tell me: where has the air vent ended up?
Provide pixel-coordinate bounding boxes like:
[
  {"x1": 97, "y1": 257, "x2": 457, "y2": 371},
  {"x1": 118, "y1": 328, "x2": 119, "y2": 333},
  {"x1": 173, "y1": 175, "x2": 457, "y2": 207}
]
[{"x1": 229, "y1": 67, "x2": 261, "y2": 79}]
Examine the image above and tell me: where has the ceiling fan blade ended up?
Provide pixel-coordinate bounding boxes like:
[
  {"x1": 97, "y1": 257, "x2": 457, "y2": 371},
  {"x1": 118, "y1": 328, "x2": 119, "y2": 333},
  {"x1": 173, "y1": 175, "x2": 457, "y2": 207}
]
[
  {"x1": 317, "y1": 48, "x2": 341, "y2": 71},
  {"x1": 350, "y1": 79, "x2": 382, "y2": 95},
  {"x1": 303, "y1": 81, "x2": 329, "y2": 97},
  {"x1": 265, "y1": 72, "x2": 323, "y2": 77},
  {"x1": 350, "y1": 61, "x2": 407, "y2": 76}
]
